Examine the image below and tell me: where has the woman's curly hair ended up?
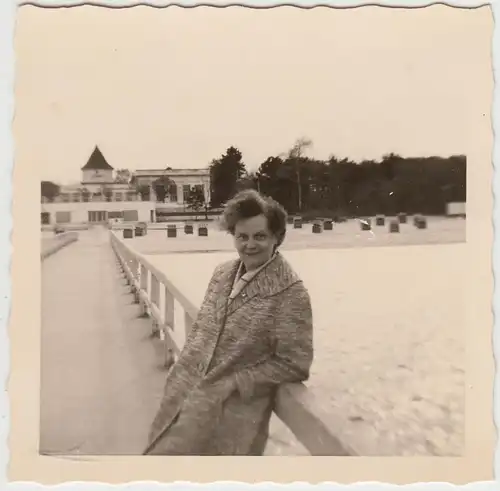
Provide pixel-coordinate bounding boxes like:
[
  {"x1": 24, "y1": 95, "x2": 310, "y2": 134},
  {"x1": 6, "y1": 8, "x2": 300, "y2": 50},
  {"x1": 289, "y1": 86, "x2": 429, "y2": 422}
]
[{"x1": 220, "y1": 189, "x2": 288, "y2": 248}]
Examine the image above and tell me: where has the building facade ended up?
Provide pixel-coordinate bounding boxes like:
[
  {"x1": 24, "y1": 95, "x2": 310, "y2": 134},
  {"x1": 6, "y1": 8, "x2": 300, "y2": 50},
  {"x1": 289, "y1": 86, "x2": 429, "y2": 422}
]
[{"x1": 41, "y1": 146, "x2": 211, "y2": 226}]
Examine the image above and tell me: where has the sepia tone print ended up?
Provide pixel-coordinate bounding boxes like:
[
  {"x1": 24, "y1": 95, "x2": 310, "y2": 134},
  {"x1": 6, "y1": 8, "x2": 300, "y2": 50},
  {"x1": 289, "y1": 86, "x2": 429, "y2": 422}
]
[{"x1": 9, "y1": 4, "x2": 493, "y2": 476}]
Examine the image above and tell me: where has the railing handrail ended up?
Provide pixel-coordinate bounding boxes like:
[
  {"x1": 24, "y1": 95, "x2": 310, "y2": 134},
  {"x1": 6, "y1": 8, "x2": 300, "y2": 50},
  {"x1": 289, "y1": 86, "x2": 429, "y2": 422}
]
[
  {"x1": 110, "y1": 231, "x2": 199, "y2": 320},
  {"x1": 109, "y1": 230, "x2": 357, "y2": 456},
  {"x1": 41, "y1": 231, "x2": 79, "y2": 260}
]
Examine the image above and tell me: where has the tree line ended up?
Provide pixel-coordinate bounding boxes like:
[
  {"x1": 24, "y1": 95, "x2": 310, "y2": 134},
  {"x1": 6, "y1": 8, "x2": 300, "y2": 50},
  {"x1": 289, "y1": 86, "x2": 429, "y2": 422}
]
[{"x1": 209, "y1": 139, "x2": 466, "y2": 219}]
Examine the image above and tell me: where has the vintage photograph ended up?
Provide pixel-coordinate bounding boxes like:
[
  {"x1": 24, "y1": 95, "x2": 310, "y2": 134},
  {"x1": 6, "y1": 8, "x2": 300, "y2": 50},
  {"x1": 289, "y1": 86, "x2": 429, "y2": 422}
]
[{"x1": 13, "y1": 3, "x2": 488, "y2": 460}]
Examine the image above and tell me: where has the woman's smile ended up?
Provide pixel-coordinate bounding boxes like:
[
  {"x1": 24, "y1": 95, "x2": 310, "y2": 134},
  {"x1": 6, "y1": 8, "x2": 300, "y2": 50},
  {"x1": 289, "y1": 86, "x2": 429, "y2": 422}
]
[{"x1": 234, "y1": 215, "x2": 278, "y2": 271}]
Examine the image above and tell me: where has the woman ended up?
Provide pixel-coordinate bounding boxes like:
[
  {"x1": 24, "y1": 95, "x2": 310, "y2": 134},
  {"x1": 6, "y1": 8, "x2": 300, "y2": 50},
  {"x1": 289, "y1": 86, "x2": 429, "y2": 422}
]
[{"x1": 144, "y1": 189, "x2": 314, "y2": 455}]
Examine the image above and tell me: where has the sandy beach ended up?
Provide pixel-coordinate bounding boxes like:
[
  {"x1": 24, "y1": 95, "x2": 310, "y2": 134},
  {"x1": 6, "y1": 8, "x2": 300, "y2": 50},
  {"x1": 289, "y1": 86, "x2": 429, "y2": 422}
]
[{"x1": 122, "y1": 216, "x2": 465, "y2": 255}]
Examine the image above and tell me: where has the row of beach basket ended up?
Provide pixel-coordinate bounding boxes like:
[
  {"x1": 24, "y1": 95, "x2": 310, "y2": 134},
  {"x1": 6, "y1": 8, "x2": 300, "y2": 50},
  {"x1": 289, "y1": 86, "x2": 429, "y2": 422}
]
[
  {"x1": 123, "y1": 222, "x2": 148, "y2": 239},
  {"x1": 287, "y1": 216, "x2": 333, "y2": 232},
  {"x1": 122, "y1": 221, "x2": 210, "y2": 239},
  {"x1": 287, "y1": 213, "x2": 428, "y2": 234},
  {"x1": 360, "y1": 213, "x2": 427, "y2": 232},
  {"x1": 166, "y1": 223, "x2": 209, "y2": 238}
]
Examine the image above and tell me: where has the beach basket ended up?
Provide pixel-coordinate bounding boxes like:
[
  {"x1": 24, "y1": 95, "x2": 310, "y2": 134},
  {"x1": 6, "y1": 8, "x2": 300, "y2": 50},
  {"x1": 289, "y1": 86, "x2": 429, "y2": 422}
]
[
  {"x1": 360, "y1": 219, "x2": 371, "y2": 231},
  {"x1": 312, "y1": 222, "x2": 322, "y2": 234},
  {"x1": 167, "y1": 225, "x2": 177, "y2": 238},
  {"x1": 414, "y1": 215, "x2": 427, "y2": 229},
  {"x1": 389, "y1": 219, "x2": 400, "y2": 233}
]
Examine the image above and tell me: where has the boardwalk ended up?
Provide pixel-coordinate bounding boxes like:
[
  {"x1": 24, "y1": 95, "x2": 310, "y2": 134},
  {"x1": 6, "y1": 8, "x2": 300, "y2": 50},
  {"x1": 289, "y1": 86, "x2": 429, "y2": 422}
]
[{"x1": 41, "y1": 227, "x2": 167, "y2": 454}]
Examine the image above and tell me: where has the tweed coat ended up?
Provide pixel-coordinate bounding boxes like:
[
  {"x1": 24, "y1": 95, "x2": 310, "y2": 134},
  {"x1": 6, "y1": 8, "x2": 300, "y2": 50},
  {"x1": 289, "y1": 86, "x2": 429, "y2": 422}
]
[{"x1": 144, "y1": 252, "x2": 314, "y2": 455}]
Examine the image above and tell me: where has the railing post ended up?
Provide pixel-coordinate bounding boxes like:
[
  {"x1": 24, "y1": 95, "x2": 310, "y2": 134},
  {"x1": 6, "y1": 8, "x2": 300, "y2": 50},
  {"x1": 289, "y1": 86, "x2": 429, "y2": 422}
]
[
  {"x1": 161, "y1": 286, "x2": 176, "y2": 369},
  {"x1": 131, "y1": 257, "x2": 140, "y2": 301},
  {"x1": 150, "y1": 274, "x2": 160, "y2": 336},
  {"x1": 164, "y1": 287, "x2": 174, "y2": 329},
  {"x1": 139, "y1": 264, "x2": 149, "y2": 317}
]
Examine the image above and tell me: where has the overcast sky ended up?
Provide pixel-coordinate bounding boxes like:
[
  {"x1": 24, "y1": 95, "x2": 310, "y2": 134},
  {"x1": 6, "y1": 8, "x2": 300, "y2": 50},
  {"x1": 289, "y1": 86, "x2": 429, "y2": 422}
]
[{"x1": 14, "y1": 5, "x2": 491, "y2": 184}]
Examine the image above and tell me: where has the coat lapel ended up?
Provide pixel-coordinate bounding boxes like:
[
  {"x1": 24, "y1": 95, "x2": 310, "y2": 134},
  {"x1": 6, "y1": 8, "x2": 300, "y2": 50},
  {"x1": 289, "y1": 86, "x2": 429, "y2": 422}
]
[
  {"x1": 225, "y1": 253, "x2": 298, "y2": 318},
  {"x1": 214, "y1": 260, "x2": 239, "y2": 323}
]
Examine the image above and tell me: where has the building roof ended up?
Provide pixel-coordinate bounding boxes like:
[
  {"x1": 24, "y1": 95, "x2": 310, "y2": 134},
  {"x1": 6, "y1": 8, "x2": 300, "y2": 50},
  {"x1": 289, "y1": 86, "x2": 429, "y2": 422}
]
[
  {"x1": 81, "y1": 146, "x2": 114, "y2": 171},
  {"x1": 134, "y1": 168, "x2": 209, "y2": 176}
]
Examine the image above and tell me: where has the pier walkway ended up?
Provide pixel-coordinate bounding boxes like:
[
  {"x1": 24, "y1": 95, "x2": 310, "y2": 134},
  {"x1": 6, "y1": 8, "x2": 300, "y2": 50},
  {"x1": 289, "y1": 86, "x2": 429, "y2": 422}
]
[{"x1": 41, "y1": 227, "x2": 168, "y2": 455}]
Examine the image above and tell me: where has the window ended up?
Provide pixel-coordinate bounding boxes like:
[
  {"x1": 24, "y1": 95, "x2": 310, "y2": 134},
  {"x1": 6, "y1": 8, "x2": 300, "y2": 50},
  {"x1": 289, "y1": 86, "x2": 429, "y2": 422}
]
[
  {"x1": 183, "y1": 184, "x2": 191, "y2": 202},
  {"x1": 41, "y1": 212, "x2": 50, "y2": 225},
  {"x1": 55, "y1": 211, "x2": 71, "y2": 223},
  {"x1": 169, "y1": 185, "x2": 178, "y2": 202},
  {"x1": 123, "y1": 209, "x2": 139, "y2": 222},
  {"x1": 115, "y1": 192, "x2": 123, "y2": 202},
  {"x1": 108, "y1": 211, "x2": 124, "y2": 219}
]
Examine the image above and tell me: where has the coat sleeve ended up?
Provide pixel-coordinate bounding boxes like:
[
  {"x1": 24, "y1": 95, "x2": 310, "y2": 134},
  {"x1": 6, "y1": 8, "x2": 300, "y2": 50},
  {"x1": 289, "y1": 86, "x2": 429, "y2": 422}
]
[{"x1": 233, "y1": 281, "x2": 314, "y2": 402}]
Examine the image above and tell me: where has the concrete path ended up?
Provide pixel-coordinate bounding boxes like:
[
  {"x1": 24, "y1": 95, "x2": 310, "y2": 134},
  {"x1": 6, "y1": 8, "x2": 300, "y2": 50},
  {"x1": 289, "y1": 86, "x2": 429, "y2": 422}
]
[{"x1": 40, "y1": 227, "x2": 168, "y2": 455}]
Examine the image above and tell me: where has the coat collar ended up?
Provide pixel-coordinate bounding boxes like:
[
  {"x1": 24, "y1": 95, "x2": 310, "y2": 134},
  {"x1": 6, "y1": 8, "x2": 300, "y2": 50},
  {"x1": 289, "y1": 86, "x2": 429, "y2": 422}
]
[{"x1": 215, "y1": 252, "x2": 301, "y2": 319}]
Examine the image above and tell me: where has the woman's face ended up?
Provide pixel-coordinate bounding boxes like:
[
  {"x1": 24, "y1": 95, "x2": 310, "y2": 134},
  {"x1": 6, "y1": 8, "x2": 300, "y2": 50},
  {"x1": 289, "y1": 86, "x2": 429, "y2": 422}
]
[{"x1": 233, "y1": 214, "x2": 278, "y2": 271}]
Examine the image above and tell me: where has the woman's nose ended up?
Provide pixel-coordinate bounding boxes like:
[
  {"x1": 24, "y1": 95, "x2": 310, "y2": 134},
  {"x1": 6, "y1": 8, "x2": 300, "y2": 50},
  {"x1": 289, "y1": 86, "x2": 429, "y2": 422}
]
[{"x1": 246, "y1": 238, "x2": 257, "y2": 249}]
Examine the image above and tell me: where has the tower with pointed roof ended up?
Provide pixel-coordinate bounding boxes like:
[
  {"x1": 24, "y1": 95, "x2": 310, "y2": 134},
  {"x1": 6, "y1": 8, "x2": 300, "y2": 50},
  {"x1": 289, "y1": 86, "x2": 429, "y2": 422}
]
[{"x1": 81, "y1": 146, "x2": 115, "y2": 189}]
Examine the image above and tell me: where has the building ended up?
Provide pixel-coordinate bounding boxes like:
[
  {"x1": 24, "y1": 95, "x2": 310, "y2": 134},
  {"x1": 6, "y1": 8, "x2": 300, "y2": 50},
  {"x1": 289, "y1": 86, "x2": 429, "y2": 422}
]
[
  {"x1": 41, "y1": 146, "x2": 211, "y2": 226},
  {"x1": 133, "y1": 168, "x2": 210, "y2": 208}
]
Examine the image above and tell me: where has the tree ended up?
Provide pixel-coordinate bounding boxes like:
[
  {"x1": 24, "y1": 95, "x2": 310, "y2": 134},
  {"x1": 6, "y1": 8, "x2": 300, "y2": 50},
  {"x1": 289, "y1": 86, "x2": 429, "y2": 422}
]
[
  {"x1": 235, "y1": 171, "x2": 258, "y2": 192},
  {"x1": 136, "y1": 184, "x2": 150, "y2": 201},
  {"x1": 153, "y1": 175, "x2": 176, "y2": 203},
  {"x1": 209, "y1": 146, "x2": 246, "y2": 208},
  {"x1": 80, "y1": 187, "x2": 91, "y2": 202},
  {"x1": 256, "y1": 156, "x2": 296, "y2": 210},
  {"x1": 281, "y1": 137, "x2": 313, "y2": 212},
  {"x1": 102, "y1": 186, "x2": 113, "y2": 202},
  {"x1": 205, "y1": 143, "x2": 465, "y2": 218},
  {"x1": 41, "y1": 181, "x2": 60, "y2": 202},
  {"x1": 115, "y1": 168, "x2": 132, "y2": 184},
  {"x1": 185, "y1": 186, "x2": 206, "y2": 219},
  {"x1": 380, "y1": 153, "x2": 401, "y2": 181}
]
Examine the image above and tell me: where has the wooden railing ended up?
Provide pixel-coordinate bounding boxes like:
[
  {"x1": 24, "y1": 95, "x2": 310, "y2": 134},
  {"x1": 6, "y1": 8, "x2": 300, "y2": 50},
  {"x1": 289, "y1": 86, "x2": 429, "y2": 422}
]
[
  {"x1": 110, "y1": 230, "x2": 357, "y2": 456},
  {"x1": 41, "y1": 231, "x2": 79, "y2": 260}
]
